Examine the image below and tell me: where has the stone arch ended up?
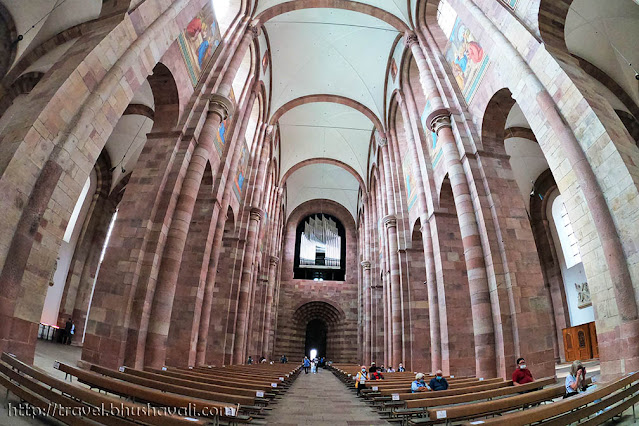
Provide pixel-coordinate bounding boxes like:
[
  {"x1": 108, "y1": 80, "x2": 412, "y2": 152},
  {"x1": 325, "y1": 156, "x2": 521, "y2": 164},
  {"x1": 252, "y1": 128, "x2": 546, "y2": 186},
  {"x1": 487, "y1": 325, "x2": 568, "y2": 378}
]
[
  {"x1": 0, "y1": 0, "x2": 221, "y2": 364},
  {"x1": 275, "y1": 198, "x2": 359, "y2": 363},
  {"x1": 147, "y1": 62, "x2": 180, "y2": 131},
  {"x1": 481, "y1": 87, "x2": 519, "y2": 154},
  {"x1": 270, "y1": 94, "x2": 384, "y2": 133},
  {"x1": 529, "y1": 168, "x2": 571, "y2": 362},
  {"x1": 537, "y1": 0, "x2": 573, "y2": 51},
  {"x1": 406, "y1": 217, "x2": 430, "y2": 371},
  {"x1": 255, "y1": 0, "x2": 410, "y2": 32},
  {"x1": 0, "y1": 72, "x2": 43, "y2": 118},
  {"x1": 280, "y1": 158, "x2": 366, "y2": 191},
  {"x1": 0, "y1": 2, "x2": 17, "y2": 81},
  {"x1": 616, "y1": 110, "x2": 639, "y2": 146},
  {"x1": 204, "y1": 206, "x2": 237, "y2": 366},
  {"x1": 165, "y1": 161, "x2": 216, "y2": 367}
]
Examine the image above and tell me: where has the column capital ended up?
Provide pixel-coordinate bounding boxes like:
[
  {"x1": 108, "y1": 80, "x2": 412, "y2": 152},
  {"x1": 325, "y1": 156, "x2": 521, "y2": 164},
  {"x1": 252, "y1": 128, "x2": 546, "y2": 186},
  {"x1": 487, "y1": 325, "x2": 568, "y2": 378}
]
[
  {"x1": 249, "y1": 206, "x2": 264, "y2": 221},
  {"x1": 375, "y1": 131, "x2": 388, "y2": 147},
  {"x1": 429, "y1": 111, "x2": 452, "y2": 135},
  {"x1": 361, "y1": 260, "x2": 371, "y2": 270},
  {"x1": 269, "y1": 256, "x2": 279, "y2": 265},
  {"x1": 208, "y1": 94, "x2": 234, "y2": 120},
  {"x1": 247, "y1": 24, "x2": 260, "y2": 39},
  {"x1": 404, "y1": 31, "x2": 419, "y2": 48},
  {"x1": 382, "y1": 214, "x2": 397, "y2": 228}
]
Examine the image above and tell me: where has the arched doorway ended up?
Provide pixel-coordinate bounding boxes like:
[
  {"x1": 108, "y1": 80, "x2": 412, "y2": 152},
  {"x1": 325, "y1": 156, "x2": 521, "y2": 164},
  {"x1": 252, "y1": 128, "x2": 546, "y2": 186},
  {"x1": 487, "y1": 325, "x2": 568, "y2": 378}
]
[
  {"x1": 288, "y1": 300, "x2": 347, "y2": 361},
  {"x1": 305, "y1": 319, "x2": 327, "y2": 358}
]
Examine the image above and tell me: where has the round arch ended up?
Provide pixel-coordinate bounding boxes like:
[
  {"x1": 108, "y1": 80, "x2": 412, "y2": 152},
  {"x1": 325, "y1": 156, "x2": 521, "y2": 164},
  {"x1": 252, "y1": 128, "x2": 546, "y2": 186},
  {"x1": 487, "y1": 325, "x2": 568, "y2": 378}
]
[
  {"x1": 280, "y1": 158, "x2": 366, "y2": 191},
  {"x1": 255, "y1": 0, "x2": 410, "y2": 32},
  {"x1": 270, "y1": 94, "x2": 384, "y2": 133}
]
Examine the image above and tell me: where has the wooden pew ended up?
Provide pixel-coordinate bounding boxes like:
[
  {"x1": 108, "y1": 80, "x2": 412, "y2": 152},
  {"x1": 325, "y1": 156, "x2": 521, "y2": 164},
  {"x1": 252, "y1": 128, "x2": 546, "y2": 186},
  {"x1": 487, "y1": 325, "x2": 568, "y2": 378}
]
[
  {"x1": 48, "y1": 361, "x2": 250, "y2": 423},
  {"x1": 386, "y1": 377, "x2": 556, "y2": 421},
  {"x1": 470, "y1": 372, "x2": 639, "y2": 426},
  {"x1": 408, "y1": 381, "x2": 581, "y2": 424},
  {"x1": 150, "y1": 367, "x2": 286, "y2": 393},
  {"x1": 0, "y1": 354, "x2": 207, "y2": 426},
  {"x1": 147, "y1": 367, "x2": 280, "y2": 388},
  {"x1": 121, "y1": 367, "x2": 276, "y2": 401},
  {"x1": 79, "y1": 363, "x2": 265, "y2": 416}
]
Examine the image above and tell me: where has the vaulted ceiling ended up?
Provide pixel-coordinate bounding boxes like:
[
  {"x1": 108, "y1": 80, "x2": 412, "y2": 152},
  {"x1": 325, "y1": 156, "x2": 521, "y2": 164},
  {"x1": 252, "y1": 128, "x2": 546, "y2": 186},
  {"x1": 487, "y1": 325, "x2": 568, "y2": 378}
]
[{"x1": 261, "y1": 7, "x2": 404, "y2": 220}]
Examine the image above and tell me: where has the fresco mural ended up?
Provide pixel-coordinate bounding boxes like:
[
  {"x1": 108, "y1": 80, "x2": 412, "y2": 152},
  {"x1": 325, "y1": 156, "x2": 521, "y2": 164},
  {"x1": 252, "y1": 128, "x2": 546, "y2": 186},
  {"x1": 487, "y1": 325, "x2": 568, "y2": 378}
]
[
  {"x1": 233, "y1": 144, "x2": 249, "y2": 201},
  {"x1": 212, "y1": 89, "x2": 236, "y2": 155},
  {"x1": 420, "y1": 100, "x2": 444, "y2": 169},
  {"x1": 178, "y1": 3, "x2": 222, "y2": 86},
  {"x1": 402, "y1": 154, "x2": 418, "y2": 211},
  {"x1": 444, "y1": 17, "x2": 490, "y2": 104}
]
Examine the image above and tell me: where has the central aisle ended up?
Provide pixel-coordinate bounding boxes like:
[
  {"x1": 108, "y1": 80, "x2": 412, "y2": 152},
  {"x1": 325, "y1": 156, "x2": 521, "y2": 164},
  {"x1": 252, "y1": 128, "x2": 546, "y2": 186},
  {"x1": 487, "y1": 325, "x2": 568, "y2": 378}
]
[{"x1": 265, "y1": 369, "x2": 390, "y2": 425}]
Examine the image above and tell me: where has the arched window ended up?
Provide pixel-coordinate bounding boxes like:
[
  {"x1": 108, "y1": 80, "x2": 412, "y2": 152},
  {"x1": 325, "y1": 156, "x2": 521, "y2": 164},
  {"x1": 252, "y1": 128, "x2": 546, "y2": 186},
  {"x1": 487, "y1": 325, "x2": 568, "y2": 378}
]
[
  {"x1": 294, "y1": 213, "x2": 346, "y2": 281},
  {"x1": 436, "y1": 0, "x2": 457, "y2": 39},
  {"x1": 551, "y1": 195, "x2": 582, "y2": 269}
]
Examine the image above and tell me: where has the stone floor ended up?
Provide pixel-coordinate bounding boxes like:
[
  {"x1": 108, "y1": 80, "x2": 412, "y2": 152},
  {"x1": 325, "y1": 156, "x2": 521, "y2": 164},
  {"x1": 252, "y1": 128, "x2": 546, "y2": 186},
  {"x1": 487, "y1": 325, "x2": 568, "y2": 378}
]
[
  {"x1": 264, "y1": 368, "x2": 390, "y2": 425},
  {"x1": 0, "y1": 342, "x2": 637, "y2": 425}
]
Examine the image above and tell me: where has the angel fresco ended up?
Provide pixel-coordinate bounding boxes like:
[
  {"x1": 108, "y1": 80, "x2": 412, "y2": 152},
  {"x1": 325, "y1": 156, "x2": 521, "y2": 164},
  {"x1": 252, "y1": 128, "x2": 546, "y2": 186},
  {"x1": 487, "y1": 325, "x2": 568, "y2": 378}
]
[
  {"x1": 445, "y1": 18, "x2": 489, "y2": 102},
  {"x1": 179, "y1": 5, "x2": 222, "y2": 86}
]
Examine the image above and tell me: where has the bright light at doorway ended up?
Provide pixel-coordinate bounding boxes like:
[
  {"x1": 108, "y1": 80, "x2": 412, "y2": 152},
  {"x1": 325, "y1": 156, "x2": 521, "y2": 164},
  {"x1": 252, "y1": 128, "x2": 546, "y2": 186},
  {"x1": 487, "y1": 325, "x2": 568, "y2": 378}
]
[{"x1": 310, "y1": 349, "x2": 317, "y2": 360}]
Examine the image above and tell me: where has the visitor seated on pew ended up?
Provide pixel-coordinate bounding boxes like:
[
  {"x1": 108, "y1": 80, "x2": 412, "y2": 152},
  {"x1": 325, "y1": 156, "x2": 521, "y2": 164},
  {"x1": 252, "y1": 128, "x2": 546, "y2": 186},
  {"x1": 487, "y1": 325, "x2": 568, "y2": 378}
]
[
  {"x1": 398, "y1": 363, "x2": 405, "y2": 372},
  {"x1": 387, "y1": 366, "x2": 396, "y2": 373},
  {"x1": 370, "y1": 366, "x2": 384, "y2": 380},
  {"x1": 411, "y1": 373, "x2": 431, "y2": 393},
  {"x1": 512, "y1": 357, "x2": 534, "y2": 385},
  {"x1": 355, "y1": 365, "x2": 369, "y2": 396},
  {"x1": 564, "y1": 360, "x2": 588, "y2": 398},
  {"x1": 428, "y1": 370, "x2": 448, "y2": 391}
]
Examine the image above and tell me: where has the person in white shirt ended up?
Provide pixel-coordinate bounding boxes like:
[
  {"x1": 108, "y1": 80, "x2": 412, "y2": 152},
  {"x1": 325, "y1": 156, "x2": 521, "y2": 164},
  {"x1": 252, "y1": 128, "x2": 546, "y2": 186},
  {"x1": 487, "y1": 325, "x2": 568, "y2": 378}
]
[
  {"x1": 355, "y1": 366, "x2": 369, "y2": 396},
  {"x1": 564, "y1": 360, "x2": 587, "y2": 398},
  {"x1": 411, "y1": 373, "x2": 431, "y2": 393}
]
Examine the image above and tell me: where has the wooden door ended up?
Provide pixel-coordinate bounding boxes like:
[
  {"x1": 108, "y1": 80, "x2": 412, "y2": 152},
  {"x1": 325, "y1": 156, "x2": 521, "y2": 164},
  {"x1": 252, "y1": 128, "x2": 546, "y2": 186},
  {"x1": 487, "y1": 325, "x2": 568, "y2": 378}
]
[
  {"x1": 589, "y1": 321, "x2": 599, "y2": 358},
  {"x1": 576, "y1": 325, "x2": 592, "y2": 360},
  {"x1": 562, "y1": 328, "x2": 579, "y2": 362}
]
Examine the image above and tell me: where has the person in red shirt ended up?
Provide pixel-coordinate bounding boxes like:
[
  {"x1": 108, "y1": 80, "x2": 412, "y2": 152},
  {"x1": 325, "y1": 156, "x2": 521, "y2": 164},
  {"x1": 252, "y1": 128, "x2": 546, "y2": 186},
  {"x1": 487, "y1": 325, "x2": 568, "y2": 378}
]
[{"x1": 512, "y1": 357, "x2": 534, "y2": 385}]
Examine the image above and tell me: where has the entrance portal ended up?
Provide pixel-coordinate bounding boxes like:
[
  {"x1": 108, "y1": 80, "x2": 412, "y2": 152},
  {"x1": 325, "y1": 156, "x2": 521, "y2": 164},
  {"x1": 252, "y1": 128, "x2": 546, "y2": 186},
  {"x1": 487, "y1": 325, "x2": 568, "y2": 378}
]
[{"x1": 305, "y1": 319, "x2": 327, "y2": 358}]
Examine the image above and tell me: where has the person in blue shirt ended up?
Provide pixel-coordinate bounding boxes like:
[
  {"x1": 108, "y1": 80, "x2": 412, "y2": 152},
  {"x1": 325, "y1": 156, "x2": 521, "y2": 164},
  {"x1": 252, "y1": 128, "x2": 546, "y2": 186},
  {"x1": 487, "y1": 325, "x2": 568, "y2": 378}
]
[
  {"x1": 303, "y1": 356, "x2": 311, "y2": 374},
  {"x1": 428, "y1": 370, "x2": 449, "y2": 391},
  {"x1": 411, "y1": 373, "x2": 431, "y2": 393}
]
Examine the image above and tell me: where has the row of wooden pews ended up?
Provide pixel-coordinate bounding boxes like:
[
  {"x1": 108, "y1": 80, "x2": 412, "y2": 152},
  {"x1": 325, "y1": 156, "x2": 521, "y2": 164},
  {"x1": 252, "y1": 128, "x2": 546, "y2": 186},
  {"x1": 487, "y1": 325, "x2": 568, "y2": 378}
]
[
  {"x1": 329, "y1": 363, "x2": 639, "y2": 425},
  {"x1": 0, "y1": 352, "x2": 299, "y2": 425}
]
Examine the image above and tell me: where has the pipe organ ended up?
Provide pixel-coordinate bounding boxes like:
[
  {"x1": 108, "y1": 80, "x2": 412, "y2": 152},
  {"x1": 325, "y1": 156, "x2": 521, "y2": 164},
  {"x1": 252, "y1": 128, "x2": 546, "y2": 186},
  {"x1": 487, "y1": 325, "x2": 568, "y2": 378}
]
[{"x1": 300, "y1": 214, "x2": 341, "y2": 268}]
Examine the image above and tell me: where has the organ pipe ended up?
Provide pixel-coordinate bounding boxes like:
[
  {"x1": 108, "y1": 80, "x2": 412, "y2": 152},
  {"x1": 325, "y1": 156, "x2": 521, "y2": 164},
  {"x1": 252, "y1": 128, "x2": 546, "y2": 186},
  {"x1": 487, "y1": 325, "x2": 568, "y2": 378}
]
[{"x1": 299, "y1": 214, "x2": 341, "y2": 268}]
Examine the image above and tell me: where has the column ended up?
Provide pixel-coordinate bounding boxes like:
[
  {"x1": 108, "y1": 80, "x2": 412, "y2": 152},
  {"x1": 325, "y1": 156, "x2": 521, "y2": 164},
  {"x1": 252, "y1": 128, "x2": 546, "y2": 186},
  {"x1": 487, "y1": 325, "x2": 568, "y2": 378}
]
[
  {"x1": 406, "y1": 32, "x2": 496, "y2": 377},
  {"x1": 144, "y1": 25, "x2": 258, "y2": 367},
  {"x1": 378, "y1": 134, "x2": 403, "y2": 369},
  {"x1": 397, "y1": 91, "x2": 441, "y2": 371},
  {"x1": 195, "y1": 89, "x2": 258, "y2": 366},
  {"x1": 233, "y1": 124, "x2": 272, "y2": 363}
]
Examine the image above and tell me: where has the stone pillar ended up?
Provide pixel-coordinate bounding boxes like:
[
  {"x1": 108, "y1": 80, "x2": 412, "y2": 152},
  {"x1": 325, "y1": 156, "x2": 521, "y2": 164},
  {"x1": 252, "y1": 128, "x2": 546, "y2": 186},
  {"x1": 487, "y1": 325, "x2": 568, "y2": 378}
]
[
  {"x1": 378, "y1": 134, "x2": 403, "y2": 369},
  {"x1": 144, "y1": 25, "x2": 257, "y2": 367},
  {"x1": 233, "y1": 207, "x2": 264, "y2": 363},
  {"x1": 406, "y1": 33, "x2": 496, "y2": 377},
  {"x1": 364, "y1": 192, "x2": 373, "y2": 364},
  {"x1": 397, "y1": 91, "x2": 441, "y2": 371},
  {"x1": 145, "y1": 95, "x2": 234, "y2": 367},
  {"x1": 195, "y1": 89, "x2": 258, "y2": 366},
  {"x1": 262, "y1": 255, "x2": 279, "y2": 356},
  {"x1": 233, "y1": 124, "x2": 272, "y2": 363},
  {"x1": 82, "y1": 130, "x2": 188, "y2": 369},
  {"x1": 361, "y1": 259, "x2": 372, "y2": 363}
]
